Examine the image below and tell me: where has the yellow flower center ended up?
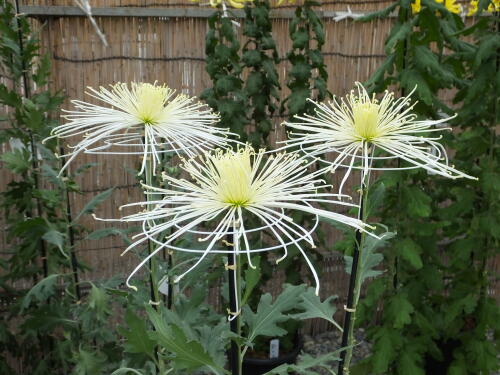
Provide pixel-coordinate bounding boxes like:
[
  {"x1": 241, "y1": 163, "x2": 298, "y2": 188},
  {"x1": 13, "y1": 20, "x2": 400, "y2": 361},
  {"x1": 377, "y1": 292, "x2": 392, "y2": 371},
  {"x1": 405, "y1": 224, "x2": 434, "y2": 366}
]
[
  {"x1": 352, "y1": 101, "x2": 381, "y2": 141},
  {"x1": 212, "y1": 148, "x2": 255, "y2": 207},
  {"x1": 133, "y1": 83, "x2": 169, "y2": 125}
]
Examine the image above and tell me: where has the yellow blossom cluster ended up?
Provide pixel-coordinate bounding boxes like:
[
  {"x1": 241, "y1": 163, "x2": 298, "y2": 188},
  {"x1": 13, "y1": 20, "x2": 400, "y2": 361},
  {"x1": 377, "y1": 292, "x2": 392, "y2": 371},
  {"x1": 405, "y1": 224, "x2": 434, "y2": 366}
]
[
  {"x1": 411, "y1": 0, "x2": 499, "y2": 14},
  {"x1": 190, "y1": 0, "x2": 252, "y2": 9}
]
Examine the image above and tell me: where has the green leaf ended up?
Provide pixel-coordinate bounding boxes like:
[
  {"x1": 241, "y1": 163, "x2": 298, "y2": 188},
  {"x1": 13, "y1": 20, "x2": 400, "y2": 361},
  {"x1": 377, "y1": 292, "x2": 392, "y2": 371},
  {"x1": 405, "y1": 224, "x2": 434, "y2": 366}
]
[
  {"x1": 397, "y1": 238, "x2": 423, "y2": 270},
  {"x1": 357, "y1": 3, "x2": 398, "y2": 22},
  {"x1": 291, "y1": 29, "x2": 309, "y2": 49},
  {"x1": 400, "y1": 70, "x2": 433, "y2": 105},
  {"x1": 413, "y1": 45, "x2": 455, "y2": 84},
  {"x1": 87, "y1": 284, "x2": 110, "y2": 316},
  {"x1": 118, "y1": 309, "x2": 156, "y2": 357},
  {"x1": 264, "y1": 350, "x2": 343, "y2": 375},
  {"x1": 370, "y1": 326, "x2": 402, "y2": 373},
  {"x1": 20, "y1": 274, "x2": 60, "y2": 312},
  {"x1": 345, "y1": 232, "x2": 395, "y2": 282},
  {"x1": 385, "y1": 21, "x2": 412, "y2": 54},
  {"x1": 242, "y1": 49, "x2": 262, "y2": 67},
  {"x1": 397, "y1": 350, "x2": 425, "y2": 375},
  {"x1": 403, "y1": 186, "x2": 432, "y2": 217},
  {"x1": 242, "y1": 256, "x2": 261, "y2": 305},
  {"x1": 72, "y1": 348, "x2": 107, "y2": 375},
  {"x1": 243, "y1": 284, "x2": 306, "y2": 344},
  {"x1": 42, "y1": 230, "x2": 66, "y2": 255},
  {"x1": 474, "y1": 34, "x2": 500, "y2": 69},
  {"x1": 289, "y1": 287, "x2": 341, "y2": 331},
  {"x1": 386, "y1": 294, "x2": 414, "y2": 329},
  {"x1": 111, "y1": 368, "x2": 147, "y2": 375},
  {"x1": 1, "y1": 148, "x2": 31, "y2": 174},
  {"x1": 85, "y1": 227, "x2": 138, "y2": 245},
  {"x1": 146, "y1": 306, "x2": 224, "y2": 374},
  {"x1": 72, "y1": 188, "x2": 114, "y2": 224}
]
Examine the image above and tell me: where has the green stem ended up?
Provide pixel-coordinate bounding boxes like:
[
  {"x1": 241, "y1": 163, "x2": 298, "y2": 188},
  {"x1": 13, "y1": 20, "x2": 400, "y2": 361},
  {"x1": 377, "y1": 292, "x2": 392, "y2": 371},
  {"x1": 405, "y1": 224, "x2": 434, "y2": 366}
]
[
  {"x1": 237, "y1": 253, "x2": 242, "y2": 375},
  {"x1": 145, "y1": 158, "x2": 161, "y2": 306},
  {"x1": 227, "y1": 225, "x2": 242, "y2": 375},
  {"x1": 339, "y1": 148, "x2": 373, "y2": 375}
]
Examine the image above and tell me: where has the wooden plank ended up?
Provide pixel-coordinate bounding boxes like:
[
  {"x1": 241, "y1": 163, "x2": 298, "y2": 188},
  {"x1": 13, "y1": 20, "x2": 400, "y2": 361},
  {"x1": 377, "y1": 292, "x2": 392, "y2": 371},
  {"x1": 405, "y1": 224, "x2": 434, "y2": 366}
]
[{"x1": 19, "y1": 5, "x2": 385, "y2": 19}]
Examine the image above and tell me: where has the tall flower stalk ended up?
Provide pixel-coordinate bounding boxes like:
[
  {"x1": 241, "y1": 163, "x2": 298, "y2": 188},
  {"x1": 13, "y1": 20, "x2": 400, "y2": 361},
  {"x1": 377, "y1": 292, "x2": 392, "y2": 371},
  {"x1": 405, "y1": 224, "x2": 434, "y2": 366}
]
[
  {"x1": 282, "y1": 82, "x2": 476, "y2": 374},
  {"x1": 103, "y1": 145, "x2": 372, "y2": 373},
  {"x1": 46, "y1": 82, "x2": 227, "y2": 310}
]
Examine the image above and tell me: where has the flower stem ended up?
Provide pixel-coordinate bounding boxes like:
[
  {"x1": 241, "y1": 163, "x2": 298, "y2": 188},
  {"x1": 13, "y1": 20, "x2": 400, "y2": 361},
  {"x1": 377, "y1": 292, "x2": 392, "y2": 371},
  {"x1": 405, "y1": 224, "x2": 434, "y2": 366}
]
[
  {"x1": 145, "y1": 158, "x2": 161, "y2": 307},
  {"x1": 227, "y1": 226, "x2": 242, "y2": 375},
  {"x1": 338, "y1": 156, "x2": 372, "y2": 375}
]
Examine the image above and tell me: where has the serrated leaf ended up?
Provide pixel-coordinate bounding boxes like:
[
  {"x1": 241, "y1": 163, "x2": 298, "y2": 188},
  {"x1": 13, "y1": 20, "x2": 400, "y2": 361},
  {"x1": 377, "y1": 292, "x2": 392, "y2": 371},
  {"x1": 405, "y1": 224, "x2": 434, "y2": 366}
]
[
  {"x1": 243, "y1": 284, "x2": 306, "y2": 344},
  {"x1": 289, "y1": 287, "x2": 341, "y2": 331},
  {"x1": 345, "y1": 232, "x2": 395, "y2": 282},
  {"x1": 146, "y1": 306, "x2": 223, "y2": 374},
  {"x1": 403, "y1": 186, "x2": 432, "y2": 217},
  {"x1": 400, "y1": 70, "x2": 433, "y2": 105},
  {"x1": 386, "y1": 294, "x2": 414, "y2": 329},
  {"x1": 264, "y1": 350, "x2": 344, "y2": 375},
  {"x1": 370, "y1": 326, "x2": 401, "y2": 373},
  {"x1": 398, "y1": 238, "x2": 423, "y2": 269},
  {"x1": 1, "y1": 148, "x2": 31, "y2": 174},
  {"x1": 385, "y1": 21, "x2": 413, "y2": 54},
  {"x1": 73, "y1": 348, "x2": 107, "y2": 375},
  {"x1": 397, "y1": 350, "x2": 425, "y2": 375},
  {"x1": 72, "y1": 188, "x2": 113, "y2": 224},
  {"x1": 20, "y1": 274, "x2": 60, "y2": 312},
  {"x1": 118, "y1": 309, "x2": 156, "y2": 357}
]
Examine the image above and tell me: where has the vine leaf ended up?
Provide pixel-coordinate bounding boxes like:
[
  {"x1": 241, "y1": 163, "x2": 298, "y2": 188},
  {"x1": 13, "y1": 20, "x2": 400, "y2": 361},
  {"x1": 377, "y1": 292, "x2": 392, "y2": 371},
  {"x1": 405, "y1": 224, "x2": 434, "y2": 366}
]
[{"x1": 243, "y1": 284, "x2": 306, "y2": 345}]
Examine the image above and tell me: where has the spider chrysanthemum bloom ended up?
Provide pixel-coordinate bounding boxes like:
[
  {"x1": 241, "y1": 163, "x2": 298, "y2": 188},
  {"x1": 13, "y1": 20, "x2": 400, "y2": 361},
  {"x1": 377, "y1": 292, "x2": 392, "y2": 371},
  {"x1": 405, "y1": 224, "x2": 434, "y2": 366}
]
[
  {"x1": 282, "y1": 83, "x2": 476, "y2": 193},
  {"x1": 115, "y1": 146, "x2": 370, "y2": 294},
  {"x1": 44, "y1": 82, "x2": 230, "y2": 175}
]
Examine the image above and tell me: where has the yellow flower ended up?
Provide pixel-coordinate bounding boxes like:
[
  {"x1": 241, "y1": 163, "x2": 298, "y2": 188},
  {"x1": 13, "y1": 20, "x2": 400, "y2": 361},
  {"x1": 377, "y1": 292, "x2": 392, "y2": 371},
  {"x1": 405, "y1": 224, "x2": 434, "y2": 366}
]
[
  {"x1": 468, "y1": 0, "x2": 478, "y2": 15},
  {"x1": 438, "y1": 0, "x2": 462, "y2": 13},
  {"x1": 411, "y1": 0, "x2": 422, "y2": 13},
  {"x1": 487, "y1": 0, "x2": 500, "y2": 11},
  {"x1": 191, "y1": 0, "x2": 251, "y2": 9}
]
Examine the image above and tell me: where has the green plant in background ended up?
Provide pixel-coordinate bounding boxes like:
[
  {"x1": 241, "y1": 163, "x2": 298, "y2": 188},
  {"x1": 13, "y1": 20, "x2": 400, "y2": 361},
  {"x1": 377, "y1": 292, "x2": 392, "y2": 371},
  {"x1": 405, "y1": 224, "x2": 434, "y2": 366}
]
[
  {"x1": 201, "y1": 7, "x2": 249, "y2": 141},
  {"x1": 242, "y1": 0, "x2": 280, "y2": 147},
  {"x1": 0, "y1": 2, "x2": 133, "y2": 374},
  {"x1": 350, "y1": 1, "x2": 500, "y2": 374},
  {"x1": 281, "y1": 0, "x2": 330, "y2": 120}
]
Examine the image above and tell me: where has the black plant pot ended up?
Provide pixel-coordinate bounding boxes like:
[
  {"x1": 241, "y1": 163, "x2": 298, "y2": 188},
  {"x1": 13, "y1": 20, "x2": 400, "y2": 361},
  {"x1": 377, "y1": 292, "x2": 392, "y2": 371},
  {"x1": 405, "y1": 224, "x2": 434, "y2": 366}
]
[{"x1": 242, "y1": 335, "x2": 303, "y2": 375}]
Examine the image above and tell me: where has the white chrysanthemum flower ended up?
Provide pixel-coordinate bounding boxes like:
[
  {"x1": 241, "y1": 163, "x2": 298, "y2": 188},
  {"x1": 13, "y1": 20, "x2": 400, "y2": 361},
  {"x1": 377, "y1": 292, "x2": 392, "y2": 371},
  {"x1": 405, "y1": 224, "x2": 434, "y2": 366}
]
[
  {"x1": 112, "y1": 146, "x2": 371, "y2": 294},
  {"x1": 44, "y1": 82, "x2": 230, "y2": 175},
  {"x1": 282, "y1": 82, "x2": 476, "y2": 193}
]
